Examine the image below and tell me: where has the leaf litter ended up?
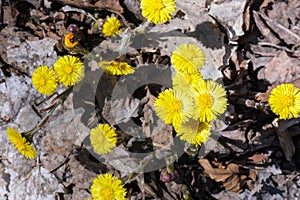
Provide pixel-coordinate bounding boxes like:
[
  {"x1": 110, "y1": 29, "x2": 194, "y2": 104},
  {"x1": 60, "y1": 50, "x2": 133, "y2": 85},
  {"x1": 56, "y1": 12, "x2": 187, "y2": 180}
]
[{"x1": 0, "y1": 0, "x2": 300, "y2": 199}]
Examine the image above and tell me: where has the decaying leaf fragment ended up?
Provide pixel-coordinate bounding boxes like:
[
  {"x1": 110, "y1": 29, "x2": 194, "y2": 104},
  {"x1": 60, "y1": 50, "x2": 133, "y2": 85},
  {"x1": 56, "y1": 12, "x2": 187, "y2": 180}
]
[
  {"x1": 52, "y1": 0, "x2": 123, "y2": 13},
  {"x1": 199, "y1": 159, "x2": 256, "y2": 193},
  {"x1": 258, "y1": 51, "x2": 300, "y2": 85},
  {"x1": 208, "y1": 0, "x2": 248, "y2": 40},
  {"x1": 102, "y1": 97, "x2": 140, "y2": 126}
]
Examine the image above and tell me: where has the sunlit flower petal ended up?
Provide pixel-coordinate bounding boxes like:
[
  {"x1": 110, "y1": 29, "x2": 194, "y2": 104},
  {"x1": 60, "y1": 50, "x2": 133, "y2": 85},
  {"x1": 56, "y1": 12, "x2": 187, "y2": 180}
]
[
  {"x1": 54, "y1": 55, "x2": 84, "y2": 86},
  {"x1": 176, "y1": 119, "x2": 211, "y2": 147},
  {"x1": 171, "y1": 44, "x2": 206, "y2": 74},
  {"x1": 90, "y1": 124, "x2": 117, "y2": 155},
  {"x1": 6, "y1": 127, "x2": 36, "y2": 159},
  {"x1": 91, "y1": 173, "x2": 127, "y2": 200},
  {"x1": 172, "y1": 71, "x2": 203, "y2": 96},
  {"x1": 268, "y1": 83, "x2": 300, "y2": 119},
  {"x1": 32, "y1": 66, "x2": 58, "y2": 95},
  {"x1": 99, "y1": 61, "x2": 135, "y2": 76},
  {"x1": 192, "y1": 80, "x2": 227, "y2": 122},
  {"x1": 141, "y1": 0, "x2": 176, "y2": 24},
  {"x1": 154, "y1": 88, "x2": 193, "y2": 129},
  {"x1": 102, "y1": 17, "x2": 121, "y2": 37}
]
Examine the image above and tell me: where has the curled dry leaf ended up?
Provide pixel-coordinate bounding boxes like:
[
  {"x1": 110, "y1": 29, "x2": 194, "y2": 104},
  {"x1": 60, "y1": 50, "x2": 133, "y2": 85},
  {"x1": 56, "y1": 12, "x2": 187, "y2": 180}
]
[
  {"x1": 253, "y1": 11, "x2": 281, "y2": 44},
  {"x1": 199, "y1": 159, "x2": 256, "y2": 193},
  {"x1": 258, "y1": 51, "x2": 300, "y2": 85},
  {"x1": 247, "y1": 154, "x2": 270, "y2": 164},
  {"x1": 261, "y1": 0, "x2": 300, "y2": 45}
]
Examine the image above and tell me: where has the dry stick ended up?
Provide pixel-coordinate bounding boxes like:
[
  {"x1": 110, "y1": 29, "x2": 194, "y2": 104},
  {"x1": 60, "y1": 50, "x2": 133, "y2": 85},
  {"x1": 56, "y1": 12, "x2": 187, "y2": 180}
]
[
  {"x1": 61, "y1": 5, "x2": 130, "y2": 29},
  {"x1": 257, "y1": 11, "x2": 300, "y2": 42},
  {"x1": 26, "y1": 86, "x2": 74, "y2": 138},
  {"x1": 61, "y1": 5, "x2": 96, "y2": 21},
  {"x1": 258, "y1": 42, "x2": 295, "y2": 53}
]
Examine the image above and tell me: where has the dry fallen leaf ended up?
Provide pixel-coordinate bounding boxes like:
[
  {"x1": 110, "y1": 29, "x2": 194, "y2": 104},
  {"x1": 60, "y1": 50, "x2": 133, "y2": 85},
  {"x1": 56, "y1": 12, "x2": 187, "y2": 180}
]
[
  {"x1": 247, "y1": 154, "x2": 269, "y2": 164},
  {"x1": 208, "y1": 0, "x2": 248, "y2": 40},
  {"x1": 102, "y1": 97, "x2": 140, "y2": 126},
  {"x1": 199, "y1": 159, "x2": 256, "y2": 193},
  {"x1": 52, "y1": 0, "x2": 123, "y2": 13},
  {"x1": 253, "y1": 11, "x2": 280, "y2": 44},
  {"x1": 199, "y1": 159, "x2": 239, "y2": 182},
  {"x1": 258, "y1": 51, "x2": 300, "y2": 84},
  {"x1": 261, "y1": 1, "x2": 300, "y2": 45}
]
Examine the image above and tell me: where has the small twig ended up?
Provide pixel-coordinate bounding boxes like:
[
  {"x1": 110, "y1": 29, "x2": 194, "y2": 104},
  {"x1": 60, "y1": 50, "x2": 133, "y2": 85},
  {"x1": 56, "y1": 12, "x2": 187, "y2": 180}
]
[
  {"x1": 252, "y1": 51, "x2": 278, "y2": 57},
  {"x1": 61, "y1": 5, "x2": 96, "y2": 21},
  {"x1": 258, "y1": 42, "x2": 294, "y2": 53}
]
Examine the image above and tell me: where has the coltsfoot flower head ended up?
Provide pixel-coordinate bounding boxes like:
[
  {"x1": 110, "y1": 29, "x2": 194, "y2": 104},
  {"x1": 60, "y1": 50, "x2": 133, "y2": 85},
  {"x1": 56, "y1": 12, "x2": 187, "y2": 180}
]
[
  {"x1": 176, "y1": 119, "x2": 211, "y2": 147},
  {"x1": 171, "y1": 44, "x2": 206, "y2": 74},
  {"x1": 6, "y1": 127, "x2": 36, "y2": 159},
  {"x1": 90, "y1": 124, "x2": 117, "y2": 155},
  {"x1": 192, "y1": 80, "x2": 227, "y2": 122},
  {"x1": 172, "y1": 71, "x2": 203, "y2": 96},
  {"x1": 154, "y1": 88, "x2": 193, "y2": 129},
  {"x1": 32, "y1": 66, "x2": 58, "y2": 95},
  {"x1": 54, "y1": 55, "x2": 84, "y2": 86},
  {"x1": 102, "y1": 17, "x2": 121, "y2": 37},
  {"x1": 141, "y1": 0, "x2": 176, "y2": 24},
  {"x1": 268, "y1": 83, "x2": 300, "y2": 119},
  {"x1": 99, "y1": 61, "x2": 135, "y2": 76},
  {"x1": 63, "y1": 32, "x2": 78, "y2": 49},
  {"x1": 90, "y1": 173, "x2": 127, "y2": 200}
]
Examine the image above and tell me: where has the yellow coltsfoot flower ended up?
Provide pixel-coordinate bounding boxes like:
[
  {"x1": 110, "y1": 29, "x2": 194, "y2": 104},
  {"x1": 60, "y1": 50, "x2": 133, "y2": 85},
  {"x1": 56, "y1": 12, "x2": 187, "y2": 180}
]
[
  {"x1": 141, "y1": 0, "x2": 176, "y2": 24},
  {"x1": 54, "y1": 55, "x2": 84, "y2": 86},
  {"x1": 90, "y1": 124, "x2": 117, "y2": 155},
  {"x1": 32, "y1": 66, "x2": 58, "y2": 95},
  {"x1": 176, "y1": 119, "x2": 211, "y2": 147},
  {"x1": 99, "y1": 61, "x2": 135, "y2": 76},
  {"x1": 6, "y1": 127, "x2": 37, "y2": 159},
  {"x1": 172, "y1": 71, "x2": 203, "y2": 96},
  {"x1": 171, "y1": 44, "x2": 206, "y2": 74},
  {"x1": 192, "y1": 80, "x2": 227, "y2": 122},
  {"x1": 154, "y1": 88, "x2": 193, "y2": 129},
  {"x1": 90, "y1": 173, "x2": 127, "y2": 200},
  {"x1": 102, "y1": 17, "x2": 121, "y2": 37},
  {"x1": 268, "y1": 83, "x2": 300, "y2": 119}
]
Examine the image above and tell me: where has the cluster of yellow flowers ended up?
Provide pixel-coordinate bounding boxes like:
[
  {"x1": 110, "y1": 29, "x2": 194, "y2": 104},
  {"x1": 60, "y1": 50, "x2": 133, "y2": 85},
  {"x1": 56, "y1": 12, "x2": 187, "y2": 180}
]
[
  {"x1": 32, "y1": 55, "x2": 84, "y2": 95},
  {"x1": 89, "y1": 124, "x2": 127, "y2": 199},
  {"x1": 154, "y1": 44, "x2": 228, "y2": 147},
  {"x1": 6, "y1": 55, "x2": 85, "y2": 159},
  {"x1": 96, "y1": 0, "x2": 177, "y2": 41}
]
